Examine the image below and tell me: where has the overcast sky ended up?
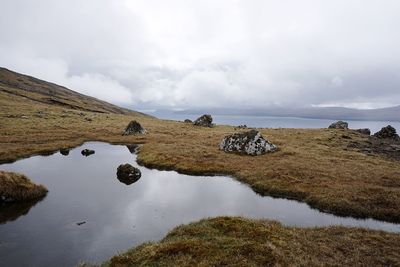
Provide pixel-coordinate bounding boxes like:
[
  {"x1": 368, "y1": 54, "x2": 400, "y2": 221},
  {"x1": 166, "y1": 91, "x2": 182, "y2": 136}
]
[{"x1": 1, "y1": 0, "x2": 399, "y2": 110}]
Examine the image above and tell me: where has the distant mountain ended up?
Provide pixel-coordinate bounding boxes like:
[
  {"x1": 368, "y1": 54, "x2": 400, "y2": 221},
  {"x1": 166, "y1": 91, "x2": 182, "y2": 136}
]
[
  {"x1": 0, "y1": 67, "x2": 147, "y2": 116},
  {"x1": 175, "y1": 106, "x2": 400, "y2": 122}
]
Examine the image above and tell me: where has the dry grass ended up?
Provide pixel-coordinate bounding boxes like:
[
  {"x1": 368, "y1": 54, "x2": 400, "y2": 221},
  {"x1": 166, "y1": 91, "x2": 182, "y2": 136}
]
[
  {"x1": 1, "y1": 87, "x2": 400, "y2": 223},
  {"x1": 103, "y1": 216, "x2": 400, "y2": 267},
  {"x1": 0, "y1": 170, "x2": 48, "y2": 201}
]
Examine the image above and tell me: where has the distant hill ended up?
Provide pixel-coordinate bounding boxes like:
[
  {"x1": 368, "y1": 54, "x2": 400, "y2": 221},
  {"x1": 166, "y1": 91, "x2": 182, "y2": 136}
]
[
  {"x1": 175, "y1": 105, "x2": 400, "y2": 122},
  {"x1": 0, "y1": 67, "x2": 147, "y2": 116}
]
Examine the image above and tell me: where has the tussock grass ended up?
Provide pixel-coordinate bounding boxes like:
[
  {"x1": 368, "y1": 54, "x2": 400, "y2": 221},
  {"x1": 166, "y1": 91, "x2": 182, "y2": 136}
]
[
  {"x1": 0, "y1": 171, "x2": 48, "y2": 201},
  {"x1": 104, "y1": 217, "x2": 400, "y2": 267}
]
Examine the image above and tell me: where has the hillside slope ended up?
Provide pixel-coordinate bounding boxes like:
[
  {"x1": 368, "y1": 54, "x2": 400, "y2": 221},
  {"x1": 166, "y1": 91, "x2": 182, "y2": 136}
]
[{"x1": 0, "y1": 67, "x2": 145, "y2": 115}]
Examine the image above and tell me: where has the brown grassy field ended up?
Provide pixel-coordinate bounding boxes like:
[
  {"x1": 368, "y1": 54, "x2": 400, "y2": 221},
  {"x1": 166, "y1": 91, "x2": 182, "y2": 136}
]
[
  {"x1": 1, "y1": 85, "x2": 400, "y2": 223},
  {"x1": 102, "y1": 216, "x2": 400, "y2": 267}
]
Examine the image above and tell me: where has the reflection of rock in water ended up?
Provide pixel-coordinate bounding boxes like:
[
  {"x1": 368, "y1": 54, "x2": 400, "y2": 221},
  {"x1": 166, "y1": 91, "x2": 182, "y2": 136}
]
[
  {"x1": 126, "y1": 144, "x2": 140, "y2": 154},
  {"x1": 0, "y1": 199, "x2": 43, "y2": 224},
  {"x1": 117, "y1": 164, "x2": 141, "y2": 185}
]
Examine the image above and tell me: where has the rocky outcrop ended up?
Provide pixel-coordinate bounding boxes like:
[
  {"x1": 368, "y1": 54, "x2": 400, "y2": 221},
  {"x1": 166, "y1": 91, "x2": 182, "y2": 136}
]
[
  {"x1": 374, "y1": 125, "x2": 400, "y2": 140},
  {"x1": 328, "y1": 121, "x2": 348, "y2": 129},
  {"x1": 123, "y1": 120, "x2": 147, "y2": 135},
  {"x1": 116, "y1": 164, "x2": 141, "y2": 185},
  {"x1": 193, "y1": 114, "x2": 213, "y2": 127},
  {"x1": 220, "y1": 130, "x2": 277, "y2": 156},
  {"x1": 81, "y1": 149, "x2": 95, "y2": 156},
  {"x1": 184, "y1": 119, "x2": 192, "y2": 123},
  {"x1": 355, "y1": 128, "x2": 371, "y2": 135}
]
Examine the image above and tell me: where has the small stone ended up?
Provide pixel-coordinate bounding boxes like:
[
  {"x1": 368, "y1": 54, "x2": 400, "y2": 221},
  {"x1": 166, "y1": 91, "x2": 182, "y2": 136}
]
[
  {"x1": 81, "y1": 149, "x2": 95, "y2": 156},
  {"x1": 126, "y1": 144, "x2": 140, "y2": 154},
  {"x1": 328, "y1": 121, "x2": 348, "y2": 129},
  {"x1": 60, "y1": 149, "x2": 70, "y2": 156},
  {"x1": 234, "y1": 125, "x2": 248, "y2": 130},
  {"x1": 355, "y1": 128, "x2": 371, "y2": 135}
]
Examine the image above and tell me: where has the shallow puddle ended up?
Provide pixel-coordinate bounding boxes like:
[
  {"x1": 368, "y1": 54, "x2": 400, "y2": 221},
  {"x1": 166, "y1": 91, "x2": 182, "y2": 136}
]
[{"x1": 1, "y1": 142, "x2": 399, "y2": 266}]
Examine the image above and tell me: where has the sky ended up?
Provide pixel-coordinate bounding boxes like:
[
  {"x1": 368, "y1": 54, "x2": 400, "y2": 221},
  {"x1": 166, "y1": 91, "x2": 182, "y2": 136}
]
[{"x1": 1, "y1": 0, "x2": 400, "y2": 110}]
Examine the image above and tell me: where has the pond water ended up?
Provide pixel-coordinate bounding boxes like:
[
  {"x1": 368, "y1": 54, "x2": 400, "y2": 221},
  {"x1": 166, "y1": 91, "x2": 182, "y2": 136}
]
[{"x1": 0, "y1": 142, "x2": 399, "y2": 266}]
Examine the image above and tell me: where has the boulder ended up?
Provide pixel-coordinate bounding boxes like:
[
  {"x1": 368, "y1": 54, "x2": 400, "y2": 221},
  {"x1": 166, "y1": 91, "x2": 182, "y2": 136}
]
[
  {"x1": 184, "y1": 119, "x2": 192, "y2": 123},
  {"x1": 220, "y1": 130, "x2": 277, "y2": 156},
  {"x1": 81, "y1": 149, "x2": 95, "y2": 156},
  {"x1": 116, "y1": 164, "x2": 141, "y2": 185},
  {"x1": 123, "y1": 120, "x2": 147, "y2": 135},
  {"x1": 59, "y1": 149, "x2": 70, "y2": 156},
  {"x1": 374, "y1": 125, "x2": 400, "y2": 140},
  {"x1": 355, "y1": 128, "x2": 371, "y2": 135},
  {"x1": 193, "y1": 114, "x2": 213, "y2": 127},
  {"x1": 328, "y1": 121, "x2": 348, "y2": 129}
]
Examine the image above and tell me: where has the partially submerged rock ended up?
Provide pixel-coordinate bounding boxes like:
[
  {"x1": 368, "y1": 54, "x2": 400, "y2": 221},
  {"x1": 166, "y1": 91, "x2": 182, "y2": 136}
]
[
  {"x1": 193, "y1": 114, "x2": 213, "y2": 127},
  {"x1": 374, "y1": 125, "x2": 400, "y2": 140},
  {"x1": 117, "y1": 164, "x2": 141, "y2": 185},
  {"x1": 81, "y1": 149, "x2": 95, "y2": 156},
  {"x1": 59, "y1": 149, "x2": 70, "y2": 156},
  {"x1": 220, "y1": 130, "x2": 277, "y2": 156},
  {"x1": 355, "y1": 128, "x2": 371, "y2": 135},
  {"x1": 123, "y1": 120, "x2": 147, "y2": 135},
  {"x1": 328, "y1": 121, "x2": 349, "y2": 129},
  {"x1": 0, "y1": 171, "x2": 48, "y2": 202}
]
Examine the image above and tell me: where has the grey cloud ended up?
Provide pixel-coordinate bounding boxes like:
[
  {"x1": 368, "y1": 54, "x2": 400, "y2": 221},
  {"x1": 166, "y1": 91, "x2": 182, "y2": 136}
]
[{"x1": 0, "y1": 0, "x2": 399, "y2": 108}]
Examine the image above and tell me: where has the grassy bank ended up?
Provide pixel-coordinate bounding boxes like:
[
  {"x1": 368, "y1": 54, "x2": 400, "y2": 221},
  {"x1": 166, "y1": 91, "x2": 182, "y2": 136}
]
[
  {"x1": 103, "y1": 217, "x2": 400, "y2": 266},
  {"x1": 1, "y1": 88, "x2": 400, "y2": 223},
  {"x1": 0, "y1": 170, "x2": 48, "y2": 202}
]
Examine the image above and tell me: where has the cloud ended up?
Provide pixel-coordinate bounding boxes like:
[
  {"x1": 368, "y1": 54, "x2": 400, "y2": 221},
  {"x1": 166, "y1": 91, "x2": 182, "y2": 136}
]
[{"x1": 1, "y1": 0, "x2": 399, "y2": 109}]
